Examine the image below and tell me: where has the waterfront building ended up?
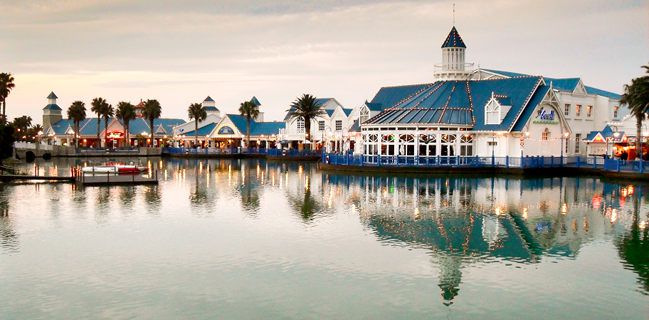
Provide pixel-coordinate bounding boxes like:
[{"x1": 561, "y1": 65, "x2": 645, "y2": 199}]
[
  {"x1": 42, "y1": 93, "x2": 185, "y2": 147},
  {"x1": 173, "y1": 96, "x2": 222, "y2": 147},
  {"x1": 281, "y1": 98, "x2": 360, "y2": 151},
  {"x1": 208, "y1": 114, "x2": 285, "y2": 149},
  {"x1": 358, "y1": 26, "x2": 625, "y2": 161}
]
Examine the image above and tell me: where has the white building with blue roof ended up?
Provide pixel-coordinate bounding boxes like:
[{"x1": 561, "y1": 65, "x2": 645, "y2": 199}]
[
  {"x1": 173, "y1": 96, "x2": 222, "y2": 147},
  {"x1": 42, "y1": 92, "x2": 185, "y2": 147},
  {"x1": 358, "y1": 26, "x2": 626, "y2": 160}
]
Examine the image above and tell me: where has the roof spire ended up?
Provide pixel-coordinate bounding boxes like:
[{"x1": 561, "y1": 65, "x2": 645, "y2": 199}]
[{"x1": 453, "y1": 3, "x2": 456, "y2": 26}]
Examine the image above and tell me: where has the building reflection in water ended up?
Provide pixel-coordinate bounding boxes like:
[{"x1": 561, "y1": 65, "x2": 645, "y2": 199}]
[{"x1": 323, "y1": 173, "x2": 648, "y2": 304}]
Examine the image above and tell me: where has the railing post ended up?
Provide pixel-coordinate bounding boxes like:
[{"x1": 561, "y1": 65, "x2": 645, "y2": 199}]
[{"x1": 506, "y1": 156, "x2": 509, "y2": 168}]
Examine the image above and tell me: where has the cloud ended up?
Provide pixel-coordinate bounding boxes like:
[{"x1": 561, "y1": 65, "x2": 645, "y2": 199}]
[{"x1": 0, "y1": 0, "x2": 646, "y2": 122}]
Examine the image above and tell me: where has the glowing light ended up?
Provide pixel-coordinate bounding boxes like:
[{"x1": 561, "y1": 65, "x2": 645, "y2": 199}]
[
  {"x1": 561, "y1": 203, "x2": 568, "y2": 215},
  {"x1": 522, "y1": 207, "x2": 528, "y2": 220},
  {"x1": 610, "y1": 209, "x2": 618, "y2": 223}
]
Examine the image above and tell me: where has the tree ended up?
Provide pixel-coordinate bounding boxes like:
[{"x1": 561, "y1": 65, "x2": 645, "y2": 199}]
[
  {"x1": 621, "y1": 64, "x2": 649, "y2": 159},
  {"x1": 0, "y1": 73, "x2": 16, "y2": 123},
  {"x1": 67, "y1": 101, "x2": 86, "y2": 148},
  {"x1": 188, "y1": 102, "x2": 207, "y2": 148},
  {"x1": 238, "y1": 100, "x2": 259, "y2": 149},
  {"x1": 102, "y1": 104, "x2": 114, "y2": 148},
  {"x1": 91, "y1": 97, "x2": 109, "y2": 148},
  {"x1": 11, "y1": 115, "x2": 32, "y2": 140},
  {"x1": 286, "y1": 94, "x2": 325, "y2": 150},
  {"x1": 142, "y1": 99, "x2": 162, "y2": 147},
  {"x1": 115, "y1": 102, "x2": 136, "y2": 148}
]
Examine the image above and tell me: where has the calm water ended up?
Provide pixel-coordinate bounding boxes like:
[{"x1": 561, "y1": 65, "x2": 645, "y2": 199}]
[{"x1": 0, "y1": 158, "x2": 647, "y2": 319}]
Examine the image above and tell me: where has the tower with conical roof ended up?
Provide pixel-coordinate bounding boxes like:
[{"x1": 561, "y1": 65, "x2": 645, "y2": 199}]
[
  {"x1": 42, "y1": 91, "x2": 62, "y2": 129},
  {"x1": 202, "y1": 96, "x2": 220, "y2": 117},
  {"x1": 434, "y1": 26, "x2": 472, "y2": 81}
]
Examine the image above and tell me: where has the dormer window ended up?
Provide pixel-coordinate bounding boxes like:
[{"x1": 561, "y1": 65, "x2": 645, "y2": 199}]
[
  {"x1": 360, "y1": 107, "x2": 370, "y2": 124},
  {"x1": 484, "y1": 93, "x2": 511, "y2": 125}
]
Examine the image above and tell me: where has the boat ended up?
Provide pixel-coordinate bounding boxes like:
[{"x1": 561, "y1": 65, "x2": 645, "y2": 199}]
[{"x1": 81, "y1": 164, "x2": 148, "y2": 174}]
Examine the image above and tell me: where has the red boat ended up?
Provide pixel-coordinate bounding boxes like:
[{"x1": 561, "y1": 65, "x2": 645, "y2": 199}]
[{"x1": 115, "y1": 164, "x2": 148, "y2": 174}]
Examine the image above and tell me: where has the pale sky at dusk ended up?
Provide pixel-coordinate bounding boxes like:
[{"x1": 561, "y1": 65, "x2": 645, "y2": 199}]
[{"x1": 1, "y1": 0, "x2": 647, "y2": 123}]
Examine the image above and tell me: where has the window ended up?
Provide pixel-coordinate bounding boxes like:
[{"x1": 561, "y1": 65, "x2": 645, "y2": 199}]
[
  {"x1": 542, "y1": 128, "x2": 550, "y2": 141},
  {"x1": 587, "y1": 105, "x2": 592, "y2": 117},
  {"x1": 297, "y1": 118, "x2": 305, "y2": 133},
  {"x1": 565, "y1": 134, "x2": 570, "y2": 154},
  {"x1": 575, "y1": 105, "x2": 582, "y2": 117},
  {"x1": 575, "y1": 134, "x2": 581, "y2": 153},
  {"x1": 335, "y1": 120, "x2": 342, "y2": 131},
  {"x1": 318, "y1": 121, "x2": 325, "y2": 131},
  {"x1": 441, "y1": 134, "x2": 456, "y2": 156},
  {"x1": 564, "y1": 104, "x2": 570, "y2": 116},
  {"x1": 460, "y1": 134, "x2": 473, "y2": 156},
  {"x1": 360, "y1": 108, "x2": 370, "y2": 123},
  {"x1": 613, "y1": 106, "x2": 619, "y2": 118}
]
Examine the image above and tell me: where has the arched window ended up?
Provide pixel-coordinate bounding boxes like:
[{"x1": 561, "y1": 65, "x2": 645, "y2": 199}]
[
  {"x1": 542, "y1": 128, "x2": 550, "y2": 141},
  {"x1": 360, "y1": 107, "x2": 370, "y2": 124}
]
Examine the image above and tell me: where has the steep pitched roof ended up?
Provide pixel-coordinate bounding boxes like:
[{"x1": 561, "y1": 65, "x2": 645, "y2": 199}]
[
  {"x1": 183, "y1": 123, "x2": 217, "y2": 137},
  {"x1": 366, "y1": 76, "x2": 545, "y2": 132},
  {"x1": 43, "y1": 104, "x2": 62, "y2": 111},
  {"x1": 365, "y1": 101, "x2": 384, "y2": 111},
  {"x1": 203, "y1": 96, "x2": 214, "y2": 102},
  {"x1": 204, "y1": 106, "x2": 219, "y2": 112},
  {"x1": 342, "y1": 108, "x2": 353, "y2": 116},
  {"x1": 47, "y1": 92, "x2": 58, "y2": 99},
  {"x1": 441, "y1": 26, "x2": 466, "y2": 48},
  {"x1": 250, "y1": 96, "x2": 261, "y2": 106},
  {"x1": 225, "y1": 114, "x2": 284, "y2": 136}
]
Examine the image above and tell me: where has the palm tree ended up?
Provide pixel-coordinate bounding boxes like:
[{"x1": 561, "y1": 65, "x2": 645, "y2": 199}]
[
  {"x1": 90, "y1": 97, "x2": 109, "y2": 148},
  {"x1": 142, "y1": 99, "x2": 162, "y2": 147},
  {"x1": 102, "y1": 104, "x2": 114, "y2": 148},
  {"x1": 238, "y1": 100, "x2": 259, "y2": 149},
  {"x1": 115, "y1": 102, "x2": 136, "y2": 148},
  {"x1": 0, "y1": 73, "x2": 16, "y2": 123},
  {"x1": 67, "y1": 101, "x2": 86, "y2": 148},
  {"x1": 621, "y1": 65, "x2": 649, "y2": 159},
  {"x1": 188, "y1": 102, "x2": 207, "y2": 148},
  {"x1": 286, "y1": 94, "x2": 325, "y2": 150}
]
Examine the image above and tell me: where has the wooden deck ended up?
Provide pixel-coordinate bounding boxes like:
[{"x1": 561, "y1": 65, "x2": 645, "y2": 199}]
[{"x1": 0, "y1": 175, "x2": 75, "y2": 183}]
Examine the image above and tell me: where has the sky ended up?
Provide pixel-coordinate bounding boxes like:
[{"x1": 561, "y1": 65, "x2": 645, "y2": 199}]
[{"x1": 1, "y1": 0, "x2": 647, "y2": 124}]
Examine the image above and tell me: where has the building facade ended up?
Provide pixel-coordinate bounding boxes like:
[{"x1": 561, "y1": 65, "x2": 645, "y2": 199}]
[{"x1": 358, "y1": 26, "x2": 625, "y2": 161}]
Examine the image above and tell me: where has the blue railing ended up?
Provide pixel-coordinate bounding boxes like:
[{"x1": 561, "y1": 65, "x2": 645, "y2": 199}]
[{"x1": 322, "y1": 153, "x2": 649, "y2": 173}]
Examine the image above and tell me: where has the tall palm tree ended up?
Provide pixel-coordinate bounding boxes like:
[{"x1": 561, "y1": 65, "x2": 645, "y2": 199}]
[
  {"x1": 188, "y1": 102, "x2": 207, "y2": 147},
  {"x1": 67, "y1": 101, "x2": 86, "y2": 148},
  {"x1": 286, "y1": 94, "x2": 325, "y2": 150},
  {"x1": 239, "y1": 100, "x2": 259, "y2": 149},
  {"x1": 0, "y1": 73, "x2": 16, "y2": 123},
  {"x1": 142, "y1": 99, "x2": 162, "y2": 147},
  {"x1": 90, "y1": 97, "x2": 109, "y2": 148},
  {"x1": 115, "y1": 102, "x2": 136, "y2": 148},
  {"x1": 621, "y1": 65, "x2": 649, "y2": 159},
  {"x1": 102, "y1": 104, "x2": 114, "y2": 148}
]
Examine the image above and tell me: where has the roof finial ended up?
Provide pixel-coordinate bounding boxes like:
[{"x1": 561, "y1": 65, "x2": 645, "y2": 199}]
[{"x1": 453, "y1": 3, "x2": 456, "y2": 26}]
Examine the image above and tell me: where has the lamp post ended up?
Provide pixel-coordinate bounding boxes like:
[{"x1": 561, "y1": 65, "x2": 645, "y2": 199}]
[{"x1": 561, "y1": 132, "x2": 569, "y2": 165}]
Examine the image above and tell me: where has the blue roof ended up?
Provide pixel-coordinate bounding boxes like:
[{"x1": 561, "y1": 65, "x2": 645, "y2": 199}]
[
  {"x1": 483, "y1": 68, "x2": 621, "y2": 100},
  {"x1": 349, "y1": 120, "x2": 361, "y2": 132},
  {"x1": 49, "y1": 119, "x2": 72, "y2": 135},
  {"x1": 365, "y1": 101, "x2": 384, "y2": 111},
  {"x1": 441, "y1": 26, "x2": 466, "y2": 48},
  {"x1": 585, "y1": 131, "x2": 600, "y2": 141},
  {"x1": 585, "y1": 86, "x2": 621, "y2": 100},
  {"x1": 324, "y1": 109, "x2": 335, "y2": 117},
  {"x1": 250, "y1": 96, "x2": 261, "y2": 106},
  {"x1": 367, "y1": 77, "x2": 546, "y2": 131},
  {"x1": 43, "y1": 103, "x2": 62, "y2": 111},
  {"x1": 183, "y1": 123, "x2": 216, "y2": 137},
  {"x1": 50, "y1": 117, "x2": 184, "y2": 136},
  {"x1": 481, "y1": 69, "x2": 531, "y2": 78},
  {"x1": 226, "y1": 114, "x2": 285, "y2": 136},
  {"x1": 204, "y1": 96, "x2": 214, "y2": 102},
  {"x1": 204, "y1": 106, "x2": 219, "y2": 112},
  {"x1": 47, "y1": 92, "x2": 58, "y2": 99},
  {"x1": 342, "y1": 108, "x2": 353, "y2": 116}
]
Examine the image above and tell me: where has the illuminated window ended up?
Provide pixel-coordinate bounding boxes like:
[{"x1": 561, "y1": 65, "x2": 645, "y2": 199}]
[
  {"x1": 297, "y1": 118, "x2": 305, "y2": 133},
  {"x1": 576, "y1": 105, "x2": 582, "y2": 117},
  {"x1": 587, "y1": 105, "x2": 592, "y2": 117},
  {"x1": 542, "y1": 128, "x2": 550, "y2": 141},
  {"x1": 564, "y1": 104, "x2": 570, "y2": 116}
]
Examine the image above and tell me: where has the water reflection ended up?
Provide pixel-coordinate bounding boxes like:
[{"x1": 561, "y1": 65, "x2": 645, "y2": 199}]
[
  {"x1": 324, "y1": 173, "x2": 649, "y2": 302},
  {"x1": 1, "y1": 158, "x2": 647, "y2": 316}
]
